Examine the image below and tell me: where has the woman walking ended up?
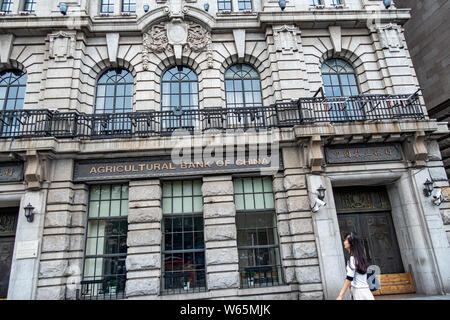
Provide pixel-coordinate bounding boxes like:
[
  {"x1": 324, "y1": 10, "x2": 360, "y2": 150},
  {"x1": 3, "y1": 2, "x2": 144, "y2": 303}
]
[{"x1": 336, "y1": 232, "x2": 375, "y2": 300}]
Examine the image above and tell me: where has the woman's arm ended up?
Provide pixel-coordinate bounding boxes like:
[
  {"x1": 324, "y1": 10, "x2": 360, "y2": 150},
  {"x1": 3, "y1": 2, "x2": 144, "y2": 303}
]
[{"x1": 336, "y1": 279, "x2": 352, "y2": 300}]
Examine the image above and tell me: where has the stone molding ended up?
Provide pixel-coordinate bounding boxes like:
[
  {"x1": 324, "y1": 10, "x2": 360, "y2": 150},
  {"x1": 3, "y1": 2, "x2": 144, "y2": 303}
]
[
  {"x1": 377, "y1": 23, "x2": 404, "y2": 52},
  {"x1": 272, "y1": 25, "x2": 300, "y2": 55}
]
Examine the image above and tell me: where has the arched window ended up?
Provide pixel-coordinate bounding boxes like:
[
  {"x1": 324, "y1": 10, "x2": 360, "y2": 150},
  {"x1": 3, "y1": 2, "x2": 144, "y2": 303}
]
[
  {"x1": 161, "y1": 66, "x2": 198, "y2": 130},
  {"x1": 321, "y1": 59, "x2": 359, "y2": 97},
  {"x1": 95, "y1": 69, "x2": 133, "y2": 113},
  {"x1": 225, "y1": 64, "x2": 262, "y2": 109},
  {"x1": 0, "y1": 70, "x2": 27, "y2": 111}
]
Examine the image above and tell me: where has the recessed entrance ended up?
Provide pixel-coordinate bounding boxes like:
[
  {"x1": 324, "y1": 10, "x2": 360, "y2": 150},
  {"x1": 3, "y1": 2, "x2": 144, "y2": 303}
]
[
  {"x1": 334, "y1": 186, "x2": 416, "y2": 295},
  {"x1": 0, "y1": 207, "x2": 19, "y2": 299}
]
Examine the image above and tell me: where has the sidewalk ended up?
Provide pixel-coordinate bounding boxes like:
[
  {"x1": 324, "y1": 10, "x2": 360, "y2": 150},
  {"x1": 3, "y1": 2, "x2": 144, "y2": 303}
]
[{"x1": 375, "y1": 293, "x2": 450, "y2": 300}]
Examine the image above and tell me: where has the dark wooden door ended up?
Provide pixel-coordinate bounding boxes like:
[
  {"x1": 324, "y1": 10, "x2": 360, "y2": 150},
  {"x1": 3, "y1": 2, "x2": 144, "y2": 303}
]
[
  {"x1": 338, "y1": 211, "x2": 404, "y2": 274},
  {"x1": 0, "y1": 208, "x2": 18, "y2": 299}
]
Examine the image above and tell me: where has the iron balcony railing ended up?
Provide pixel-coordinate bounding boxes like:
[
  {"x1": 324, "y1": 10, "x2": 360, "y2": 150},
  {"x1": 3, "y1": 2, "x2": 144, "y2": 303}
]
[{"x1": 0, "y1": 92, "x2": 424, "y2": 139}]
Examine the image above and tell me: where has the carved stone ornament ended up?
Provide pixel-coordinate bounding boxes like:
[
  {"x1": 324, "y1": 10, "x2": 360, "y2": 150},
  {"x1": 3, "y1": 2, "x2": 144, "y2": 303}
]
[
  {"x1": 272, "y1": 25, "x2": 299, "y2": 55},
  {"x1": 377, "y1": 23, "x2": 404, "y2": 52},
  {"x1": 142, "y1": 20, "x2": 213, "y2": 69},
  {"x1": 49, "y1": 31, "x2": 76, "y2": 62}
]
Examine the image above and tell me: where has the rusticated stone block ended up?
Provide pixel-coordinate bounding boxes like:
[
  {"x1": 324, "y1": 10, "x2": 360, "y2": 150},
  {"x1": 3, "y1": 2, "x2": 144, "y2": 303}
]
[
  {"x1": 290, "y1": 218, "x2": 313, "y2": 235},
  {"x1": 129, "y1": 185, "x2": 161, "y2": 201},
  {"x1": 45, "y1": 211, "x2": 71, "y2": 228},
  {"x1": 128, "y1": 207, "x2": 162, "y2": 223},
  {"x1": 284, "y1": 175, "x2": 306, "y2": 190},
  {"x1": 202, "y1": 181, "x2": 234, "y2": 196},
  {"x1": 204, "y1": 225, "x2": 236, "y2": 241},
  {"x1": 47, "y1": 188, "x2": 74, "y2": 204},
  {"x1": 441, "y1": 210, "x2": 450, "y2": 225},
  {"x1": 277, "y1": 220, "x2": 291, "y2": 236},
  {"x1": 126, "y1": 254, "x2": 160, "y2": 271},
  {"x1": 275, "y1": 198, "x2": 288, "y2": 214},
  {"x1": 39, "y1": 260, "x2": 69, "y2": 278},
  {"x1": 127, "y1": 230, "x2": 161, "y2": 247},
  {"x1": 206, "y1": 248, "x2": 238, "y2": 265},
  {"x1": 36, "y1": 286, "x2": 66, "y2": 300},
  {"x1": 293, "y1": 242, "x2": 318, "y2": 259},
  {"x1": 207, "y1": 272, "x2": 239, "y2": 290},
  {"x1": 42, "y1": 235, "x2": 70, "y2": 252},
  {"x1": 203, "y1": 203, "x2": 235, "y2": 218},
  {"x1": 295, "y1": 266, "x2": 321, "y2": 284},
  {"x1": 299, "y1": 291, "x2": 324, "y2": 300},
  {"x1": 126, "y1": 278, "x2": 159, "y2": 297},
  {"x1": 287, "y1": 196, "x2": 310, "y2": 212}
]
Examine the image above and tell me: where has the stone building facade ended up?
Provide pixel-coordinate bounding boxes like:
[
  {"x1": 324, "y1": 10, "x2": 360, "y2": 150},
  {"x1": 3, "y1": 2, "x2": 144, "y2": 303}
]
[
  {"x1": 395, "y1": 0, "x2": 450, "y2": 181},
  {"x1": 0, "y1": 0, "x2": 449, "y2": 300}
]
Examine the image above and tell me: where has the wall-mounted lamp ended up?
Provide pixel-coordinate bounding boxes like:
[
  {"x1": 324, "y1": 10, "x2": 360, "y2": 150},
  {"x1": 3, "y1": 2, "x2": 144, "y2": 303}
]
[
  {"x1": 59, "y1": 2, "x2": 68, "y2": 15},
  {"x1": 317, "y1": 185, "x2": 326, "y2": 201},
  {"x1": 204, "y1": 3, "x2": 210, "y2": 11},
  {"x1": 24, "y1": 203, "x2": 35, "y2": 223},
  {"x1": 278, "y1": 0, "x2": 286, "y2": 11},
  {"x1": 383, "y1": 0, "x2": 392, "y2": 9},
  {"x1": 423, "y1": 178, "x2": 434, "y2": 197},
  {"x1": 143, "y1": 4, "x2": 149, "y2": 13}
]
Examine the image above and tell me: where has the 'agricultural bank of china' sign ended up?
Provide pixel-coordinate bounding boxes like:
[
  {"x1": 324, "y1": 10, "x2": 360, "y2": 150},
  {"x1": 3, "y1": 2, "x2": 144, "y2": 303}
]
[{"x1": 73, "y1": 155, "x2": 280, "y2": 182}]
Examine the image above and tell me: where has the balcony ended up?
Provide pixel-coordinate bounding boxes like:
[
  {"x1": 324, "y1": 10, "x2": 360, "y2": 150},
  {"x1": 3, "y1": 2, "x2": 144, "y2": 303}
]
[{"x1": 0, "y1": 92, "x2": 425, "y2": 140}]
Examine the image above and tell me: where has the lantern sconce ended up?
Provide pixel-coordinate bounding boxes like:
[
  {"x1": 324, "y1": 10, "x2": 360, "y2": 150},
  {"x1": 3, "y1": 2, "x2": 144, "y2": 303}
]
[
  {"x1": 423, "y1": 178, "x2": 434, "y2": 197},
  {"x1": 278, "y1": 0, "x2": 286, "y2": 11},
  {"x1": 143, "y1": 4, "x2": 149, "y2": 12},
  {"x1": 59, "y1": 2, "x2": 68, "y2": 15},
  {"x1": 24, "y1": 203, "x2": 35, "y2": 223},
  {"x1": 317, "y1": 185, "x2": 326, "y2": 200},
  {"x1": 204, "y1": 3, "x2": 210, "y2": 11}
]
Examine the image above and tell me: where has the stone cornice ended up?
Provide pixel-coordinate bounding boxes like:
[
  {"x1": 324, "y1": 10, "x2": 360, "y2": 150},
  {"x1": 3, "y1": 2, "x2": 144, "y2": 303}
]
[{"x1": 0, "y1": 9, "x2": 412, "y2": 36}]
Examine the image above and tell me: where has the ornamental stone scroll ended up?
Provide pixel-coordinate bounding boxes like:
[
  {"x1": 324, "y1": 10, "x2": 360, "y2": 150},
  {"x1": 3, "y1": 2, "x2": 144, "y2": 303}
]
[{"x1": 142, "y1": 20, "x2": 213, "y2": 69}]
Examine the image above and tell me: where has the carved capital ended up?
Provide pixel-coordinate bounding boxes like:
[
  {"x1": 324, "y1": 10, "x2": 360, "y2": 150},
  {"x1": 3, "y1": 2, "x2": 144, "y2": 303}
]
[{"x1": 48, "y1": 31, "x2": 76, "y2": 62}]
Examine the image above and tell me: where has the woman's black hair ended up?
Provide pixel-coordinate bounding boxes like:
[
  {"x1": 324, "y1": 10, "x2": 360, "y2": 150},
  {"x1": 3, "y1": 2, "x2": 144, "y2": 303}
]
[{"x1": 344, "y1": 232, "x2": 369, "y2": 274}]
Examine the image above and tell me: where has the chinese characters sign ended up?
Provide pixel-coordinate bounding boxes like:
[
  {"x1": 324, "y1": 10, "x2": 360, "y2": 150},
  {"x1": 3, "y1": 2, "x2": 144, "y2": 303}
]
[
  {"x1": 325, "y1": 144, "x2": 403, "y2": 164},
  {"x1": 0, "y1": 162, "x2": 23, "y2": 182}
]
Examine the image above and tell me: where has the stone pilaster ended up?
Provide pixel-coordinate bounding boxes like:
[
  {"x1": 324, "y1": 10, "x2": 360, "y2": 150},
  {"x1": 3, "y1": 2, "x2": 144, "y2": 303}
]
[
  {"x1": 281, "y1": 147, "x2": 324, "y2": 300},
  {"x1": 37, "y1": 159, "x2": 88, "y2": 300},
  {"x1": 202, "y1": 175, "x2": 240, "y2": 290},
  {"x1": 125, "y1": 180, "x2": 162, "y2": 298}
]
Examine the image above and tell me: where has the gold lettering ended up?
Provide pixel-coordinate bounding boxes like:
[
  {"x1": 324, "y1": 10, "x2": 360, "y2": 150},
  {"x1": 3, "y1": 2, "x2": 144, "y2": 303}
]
[
  {"x1": 334, "y1": 150, "x2": 340, "y2": 157},
  {"x1": 138, "y1": 164, "x2": 146, "y2": 171},
  {"x1": 224, "y1": 160, "x2": 231, "y2": 166},
  {"x1": 365, "y1": 149, "x2": 372, "y2": 157},
  {"x1": 216, "y1": 160, "x2": 224, "y2": 167},
  {"x1": 116, "y1": 165, "x2": 124, "y2": 172},
  {"x1": 204, "y1": 161, "x2": 211, "y2": 168},
  {"x1": 181, "y1": 161, "x2": 187, "y2": 169},
  {"x1": 97, "y1": 166, "x2": 105, "y2": 173},
  {"x1": 344, "y1": 150, "x2": 351, "y2": 158},
  {"x1": 187, "y1": 162, "x2": 196, "y2": 169},
  {"x1": 124, "y1": 165, "x2": 132, "y2": 172},
  {"x1": 385, "y1": 148, "x2": 392, "y2": 155},
  {"x1": 236, "y1": 159, "x2": 243, "y2": 166},
  {"x1": 90, "y1": 167, "x2": 97, "y2": 174},
  {"x1": 373, "y1": 149, "x2": 381, "y2": 156},
  {"x1": 169, "y1": 163, "x2": 176, "y2": 170},
  {"x1": 161, "y1": 163, "x2": 168, "y2": 170},
  {"x1": 195, "y1": 161, "x2": 204, "y2": 168},
  {"x1": 353, "y1": 150, "x2": 360, "y2": 158},
  {"x1": 132, "y1": 165, "x2": 138, "y2": 172},
  {"x1": 154, "y1": 163, "x2": 160, "y2": 170},
  {"x1": 105, "y1": 166, "x2": 113, "y2": 173}
]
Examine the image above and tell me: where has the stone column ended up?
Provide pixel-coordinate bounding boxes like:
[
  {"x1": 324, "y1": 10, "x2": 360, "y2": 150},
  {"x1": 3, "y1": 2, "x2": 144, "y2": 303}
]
[
  {"x1": 282, "y1": 147, "x2": 324, "y2": 300},
  {"x1": 202, "y1": 175, "x2": 240, "y2": 291},
  {"x1": 125, "y1": 180, "x2": 162, "y2": 298}
]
